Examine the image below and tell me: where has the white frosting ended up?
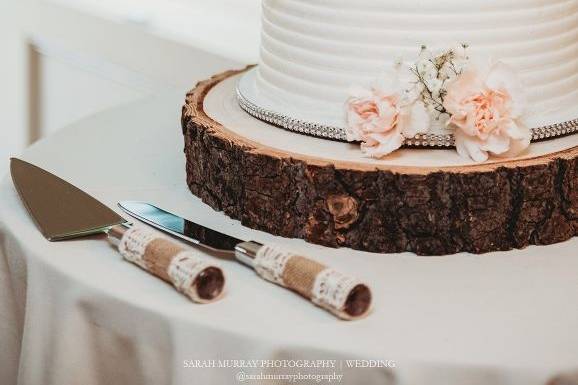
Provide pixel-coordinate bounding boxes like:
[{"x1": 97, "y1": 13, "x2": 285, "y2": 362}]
[{"x1": 256, "y1": 0, "x2": 578, "y2": 130}]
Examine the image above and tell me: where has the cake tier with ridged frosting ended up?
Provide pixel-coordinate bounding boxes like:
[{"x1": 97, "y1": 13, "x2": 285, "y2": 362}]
[{"x1": 253, "y1": 0, "x2": 578, "y2": 131}]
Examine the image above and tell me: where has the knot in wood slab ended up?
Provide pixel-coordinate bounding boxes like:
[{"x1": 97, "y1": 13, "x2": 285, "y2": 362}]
[{"x1": 326, "y1": 194, "x2": 359, "y2": 230}]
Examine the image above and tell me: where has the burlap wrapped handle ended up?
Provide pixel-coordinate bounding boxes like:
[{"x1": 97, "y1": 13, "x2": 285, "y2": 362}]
[
  {"x1": 108, "y1": 225, "x2": 225, "y2": 303},
  {"x1": 251, "y1": 244, "x2": 372, "y2": 320}
]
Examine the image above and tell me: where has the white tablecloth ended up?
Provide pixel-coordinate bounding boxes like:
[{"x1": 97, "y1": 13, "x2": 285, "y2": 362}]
[{"x1": 1, "y1": 92, "x2": 578, "y2": 385}]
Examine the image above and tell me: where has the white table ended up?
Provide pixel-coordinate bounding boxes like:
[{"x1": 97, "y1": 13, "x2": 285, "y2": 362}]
[{"x1": 1, "y1": 91, "x2": 577, "y2": 385}]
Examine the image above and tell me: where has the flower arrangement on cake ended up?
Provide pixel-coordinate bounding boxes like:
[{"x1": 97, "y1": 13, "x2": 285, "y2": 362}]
[{"x1": 345, "y1": 45, "x2": 530, "y2": 162}]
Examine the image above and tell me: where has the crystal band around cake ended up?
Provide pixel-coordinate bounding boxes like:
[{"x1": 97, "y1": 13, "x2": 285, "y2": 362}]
[{"x1": 237, "y1": 84, "x2": 578, "y2": 148}]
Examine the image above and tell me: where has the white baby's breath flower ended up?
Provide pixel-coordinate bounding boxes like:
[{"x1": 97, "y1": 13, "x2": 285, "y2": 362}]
[
  {"x1": 429, "y1": 78, "x2": 443, "y2": 96},
  {"x1": 416, "y1": 60, "x2": 431, "y2": 77}
]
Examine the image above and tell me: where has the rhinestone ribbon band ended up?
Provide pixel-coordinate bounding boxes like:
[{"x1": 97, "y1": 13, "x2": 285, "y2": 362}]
[{"x1": 237, "y1": 86, "x2": 578, "y2": 147}]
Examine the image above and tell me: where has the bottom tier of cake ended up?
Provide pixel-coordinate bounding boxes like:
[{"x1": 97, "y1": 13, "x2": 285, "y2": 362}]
[{"x1": 181, "y1": 68, "x2": 578, "y2": 256}]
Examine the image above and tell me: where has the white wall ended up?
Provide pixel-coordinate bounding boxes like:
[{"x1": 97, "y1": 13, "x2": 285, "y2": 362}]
[
  {"x1": 36, "y1": 44, "x2": 151, "y2": 138},
  {"x1": 0, "y1": 0, "x2": 260, "y2": 177},
  {"x1": 0, "y1": 0, "x2": 29, "y2": 176}
]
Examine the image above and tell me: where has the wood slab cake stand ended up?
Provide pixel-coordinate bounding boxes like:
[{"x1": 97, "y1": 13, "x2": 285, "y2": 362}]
[{"x1": 181, "y1": 68, "x2": 578, "y2": 256}]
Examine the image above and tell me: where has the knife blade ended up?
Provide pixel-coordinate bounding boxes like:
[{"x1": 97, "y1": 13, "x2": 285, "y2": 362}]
[
  {"x1": 117, "y1": 201, "x2": 241, "y2": 253},
  {"x1": 10, "y1": 158, "x2": 225, "y2": 303},
  {"x1": 118, "y1": 201, "x2": 372, "y2": 320}
]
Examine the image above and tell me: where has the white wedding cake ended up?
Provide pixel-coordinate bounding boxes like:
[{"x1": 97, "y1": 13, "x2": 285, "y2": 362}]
[{"x1": 237, "y1": 0, "x2": 578, "y2": 161}]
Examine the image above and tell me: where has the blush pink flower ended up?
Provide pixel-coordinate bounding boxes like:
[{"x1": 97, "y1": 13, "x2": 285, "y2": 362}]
[
  {"x1": 443, "y1": 61, "x2": 530, "y2": 162},
  {"x1": 345, "y1": 76, "x2": 429, "y2": 158}
]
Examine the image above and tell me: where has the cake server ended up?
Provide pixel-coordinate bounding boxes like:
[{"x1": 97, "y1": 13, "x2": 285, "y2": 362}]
[
  {"x1": 9, "y1": 158, "x2": 225, "y2": 303},
  {"x1": 118, "y1": 201, "x2": 372, "y2": 320}
]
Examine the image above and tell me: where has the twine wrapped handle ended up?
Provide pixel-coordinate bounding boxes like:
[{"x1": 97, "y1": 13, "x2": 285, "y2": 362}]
[
  {"x1": 237, "y1": 243, "x2": 372, "y2": 320},
  {"x1": 108, "y1": 225, "x2": 225, "y2": 303}
]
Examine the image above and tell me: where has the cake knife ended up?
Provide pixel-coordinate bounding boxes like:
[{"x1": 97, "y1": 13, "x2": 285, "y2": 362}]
[
  {"x1": 9, "y1": 158, "x2": 225, "y2": 303},
  {"x1": 118, "y1": 201, "x2": 372, "y2": 320}
]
